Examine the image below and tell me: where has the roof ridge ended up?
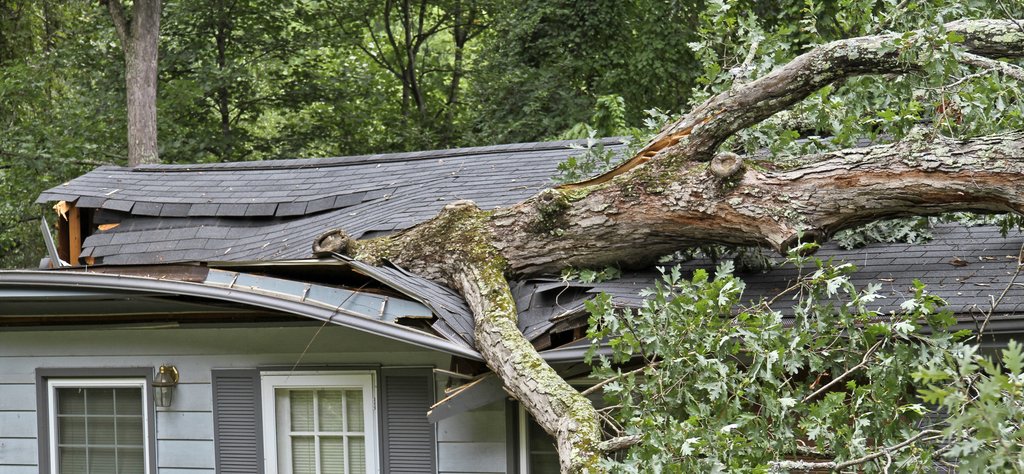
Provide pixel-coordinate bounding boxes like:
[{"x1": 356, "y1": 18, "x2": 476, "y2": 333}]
[{"x1": 131, "y1": 137, "x2": 629, "y2": 173}]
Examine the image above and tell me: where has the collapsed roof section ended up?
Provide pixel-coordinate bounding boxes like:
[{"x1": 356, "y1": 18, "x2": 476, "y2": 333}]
[
  {"x1": 15, "y1": 222, "x2": 1024, "y2": 361},
  {"x1": 28, "y1": 136, "x2": 1024, "y2": 360},
  {"x1": 38, "y1": 138, "x2": 626, "y2": 265}
]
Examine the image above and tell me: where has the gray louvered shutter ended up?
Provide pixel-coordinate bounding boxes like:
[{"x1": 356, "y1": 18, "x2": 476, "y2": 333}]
[
  {"x1": 380, "y1": 368, "x2": 436, "y2": 473},
  {"x1": 212, "y1": 369, "x2": 265, "y2": 474}
]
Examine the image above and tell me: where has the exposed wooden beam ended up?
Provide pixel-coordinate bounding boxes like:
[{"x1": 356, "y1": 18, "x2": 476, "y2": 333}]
[{"x1": 67, "y1": 204, "x2": 81, "y2": 266}]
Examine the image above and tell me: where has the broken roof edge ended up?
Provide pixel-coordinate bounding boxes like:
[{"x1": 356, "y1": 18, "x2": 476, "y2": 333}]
[{"x1": 0, "y1": 270, "x2": 483, "y2": 361}]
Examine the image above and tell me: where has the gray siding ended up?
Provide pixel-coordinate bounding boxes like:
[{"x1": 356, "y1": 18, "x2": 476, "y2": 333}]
[
  {"x1": 0, "y1": 325, "x2": 452, "y2": 473},
  {"x1": 0, "y1": 383, "x2": 36, "y2": 473},
  {"x1": 436, "y1": 400, "x2": 508, "y2": 474}
]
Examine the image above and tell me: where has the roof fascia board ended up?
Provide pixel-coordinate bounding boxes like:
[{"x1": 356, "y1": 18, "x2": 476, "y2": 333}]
[{"x1": 0, "y1": 271, "x2": 482, "y2": 361}]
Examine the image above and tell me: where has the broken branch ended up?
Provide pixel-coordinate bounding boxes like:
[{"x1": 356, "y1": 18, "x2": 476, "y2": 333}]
[
  {"x1": 958, "y1": 52, "x2": 1024, "y2": 82},
  {"x1": 769, "y1": 430, "x2": 944, "y2": 471}
]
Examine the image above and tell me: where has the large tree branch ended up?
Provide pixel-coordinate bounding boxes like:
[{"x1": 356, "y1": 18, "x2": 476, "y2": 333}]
[
  {"x1": 959, "y1": 52, "x2": 1024, "y2": 82},
  {"x1": 342, "y1": 130, "x2": 1024, "y2": 471},
  {"x1": 664, "y1": 18, "x2": 1024, "y2": 160},
  {"x1": 567, "y1": 19, "x2": 1024, "y2": 189},
  {"x1": 770, "y1": 430, "x2": 944, "y2": 471},
  {"x1": 103, "y1": 0, "x2": 129, "y2": 46},
  {"x1": 489, "y1": 131, "x2": 1024, "y2": 276},
  {"x1": 352, "y1": 203, "x2": 603, "y2": 472}
]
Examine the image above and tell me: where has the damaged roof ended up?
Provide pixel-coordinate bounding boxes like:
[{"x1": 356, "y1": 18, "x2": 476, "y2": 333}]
[
  {"x1": 28, "y1": 137, "x2": 1024, "y2": 359},
  {"x1": 0, "y1": 266, "x2": 483, "y2": 359},
  {"x1": 509, "y1": 224, "x2": 1024, "y2": 348},
  {"x1": 39, "y1": 138, "x2": 626, "y2": 265}
]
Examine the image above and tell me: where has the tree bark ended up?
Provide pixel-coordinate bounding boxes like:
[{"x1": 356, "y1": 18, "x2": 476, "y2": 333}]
[
  {"x1": 340, "y1": 19, "x2": 1024, "y2": 472},
  {"x1": 353, "y1": 203, "x2": 603, "y2": 472},
  {"x1": 491, "y1": 130, "x2": 1024, "y2": 276},
  {"x1": 107, "y1": 0, "x2": 161, "y2": 167},
  {"x1": 215, "y1": 13, "x2": 232, "y2": 159}
]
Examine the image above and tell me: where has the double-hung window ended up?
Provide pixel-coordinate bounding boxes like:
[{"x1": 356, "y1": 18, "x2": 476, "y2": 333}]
[
  {"x1": 46, "y1": 378, "x2": 151, "y2": 474},
  {"x1": 261, "y1": 372, "x2": 378, "y2": 474}
]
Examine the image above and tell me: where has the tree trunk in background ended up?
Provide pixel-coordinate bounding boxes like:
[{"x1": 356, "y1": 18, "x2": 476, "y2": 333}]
[
  {"x1": 106, "y1": 0, "x2": 161, "y2": 167},
  {"x1": 215, "y1": 14, "x2": 231, "y2": 160}
]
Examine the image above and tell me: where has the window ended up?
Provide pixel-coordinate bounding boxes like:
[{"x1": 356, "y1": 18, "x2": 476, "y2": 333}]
[
  {"x1": 517, "y1": 406, "x2": 559, "y2": 474},
  {"x1": 261, "y1": 372, "x2": 378, "y2": 474},
  {"x1": 46, "y1": 378, "x2": 151, "y2": 474}
]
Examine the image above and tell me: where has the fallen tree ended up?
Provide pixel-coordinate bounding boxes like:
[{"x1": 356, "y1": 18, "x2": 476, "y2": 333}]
[{"x1": 323, "y1": 18, "x2": 1024, "y2": 472}]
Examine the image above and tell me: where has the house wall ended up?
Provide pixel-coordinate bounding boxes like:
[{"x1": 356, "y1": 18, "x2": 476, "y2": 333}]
[
  {"x1": 0, "y1": 323, "x2": 508, "y2": 474},
  {"x1": 436, "y1": 400, "x2": 508, "y2": 474}
]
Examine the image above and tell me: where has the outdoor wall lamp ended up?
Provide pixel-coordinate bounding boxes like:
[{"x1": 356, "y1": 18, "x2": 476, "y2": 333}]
[{"x1": 153, "y1": 365, "x2": 179, "y2": 408}]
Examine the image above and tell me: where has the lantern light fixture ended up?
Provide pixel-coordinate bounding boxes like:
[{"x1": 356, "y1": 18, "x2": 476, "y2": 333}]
[{"x1": 153, "y1": 365, "x2": 179, "y2": 408}]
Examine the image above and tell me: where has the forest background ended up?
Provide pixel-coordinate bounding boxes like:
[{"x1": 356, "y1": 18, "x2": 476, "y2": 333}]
[{"x1": 0, "y1": 0, "x2": 1021, "y2": 268}]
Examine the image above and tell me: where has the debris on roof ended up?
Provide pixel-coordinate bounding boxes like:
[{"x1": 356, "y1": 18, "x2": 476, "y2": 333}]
[
  {"x1": 26, "y1": 136, "x2": 1024, "y2": 360},
  {"x1": 339, "y1": 257, "x2": 476, "y2": 348},
  {"x1": 527, "y1": 224, "x2": 1024, "y2": 347}
]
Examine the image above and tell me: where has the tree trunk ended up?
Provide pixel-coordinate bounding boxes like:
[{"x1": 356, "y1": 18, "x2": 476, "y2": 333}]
[
  {"x1": 107, "y1": 0, "x2": 161, "y2": 167},
  {"x1": 215, "y1": 15, "x2": 231, "y2": 159},
  {"x1": 352, "y1": 203, "x2": 604, "y2": 472},
  {"x1": 441, "y1": 0, "x2": 469, "y2": 146},
  {"x1": 339, "y1": 19, "x2": 1024, "y2": 472}
]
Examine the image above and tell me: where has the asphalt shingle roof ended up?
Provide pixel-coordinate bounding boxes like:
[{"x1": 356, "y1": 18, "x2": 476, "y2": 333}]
[
  {"x1": 35, "y1": 137, "x2": 1024, "y2": 346},
  {"x1": 510, "y1": 224, "x2": 1024, "y2": 341},
  {"x1": 39, "y1": 138, "x2": 626, "y2": 264}
]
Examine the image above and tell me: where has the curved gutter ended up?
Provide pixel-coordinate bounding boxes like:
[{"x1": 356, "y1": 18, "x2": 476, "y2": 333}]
[{"x1": 0, "y1": 271, "x2": 483, "y2": 361}]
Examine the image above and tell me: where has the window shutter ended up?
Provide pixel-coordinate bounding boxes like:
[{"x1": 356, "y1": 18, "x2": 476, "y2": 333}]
[
  {"x1": 212, "y1": 369, "x2": 265, "y2": 474},
  {"x1": 380, "y1": 368, "x2": 436, "y2": 474}
]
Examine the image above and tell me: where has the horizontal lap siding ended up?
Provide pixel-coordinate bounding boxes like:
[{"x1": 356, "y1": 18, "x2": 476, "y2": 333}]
[
  {"x1": 436, "y1": 400, "x2": 508, "y2": 474},
  {"x1": 0, "y1": 326, "x2": 450, "y2": 474},
  {"x1": 0, "y1": 384, "x2": 36, "y2": 471}
]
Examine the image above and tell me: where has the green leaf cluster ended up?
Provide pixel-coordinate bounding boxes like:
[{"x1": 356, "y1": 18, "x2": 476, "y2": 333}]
[{"x1": 586, "y1": 249, "x2": 1022, "y2": 471}]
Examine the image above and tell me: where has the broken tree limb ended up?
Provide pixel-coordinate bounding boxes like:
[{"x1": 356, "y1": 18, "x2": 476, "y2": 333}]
[
  {"x1": 769, "y1": 430, "x2": 944, "y2": 471},
  {"x1": 597, "y1": 435, "x2": 643, "y2": 453},
  {"x1": 341, "y1": 19, "x2": 1024, "y2": 473},
  {"x1": 587, "y1": 18, "x2": 1024, "y2": 183},
  {"x1": 710, "y1": 152, "x2": 744, "y2": 179},
  {"x1": 492, "y1": 131, "x2": 1024, "y2": 276},
  {"x1": 959, "y1": 52, "x2": 1024, "y2": 82},
  {"x1": 353, "y1": 201, "x2": 602, "y2": 472}
]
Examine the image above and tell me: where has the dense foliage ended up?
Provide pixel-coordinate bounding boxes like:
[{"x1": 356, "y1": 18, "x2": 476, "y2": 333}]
[
  {"x1": 1, "y1": 0, "x2": 1023, "y2": 470},
  {"x1": 1, "y1": 0, "x2": 1022, "y2": 267},
  {"x1": 586, "y1": 247, "x2": 1024, "y2": 471}
]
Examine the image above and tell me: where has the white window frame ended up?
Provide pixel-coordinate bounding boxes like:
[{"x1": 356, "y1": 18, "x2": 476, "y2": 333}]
[
  {"x1": 46, "y1": 378, "x2": 152, "y2": 474},
  {"x1": 518, "y1": 404, "x2": 530, "y2": 473},
  {"x1": 260, "y1": 371, "x2": 379, "y2": 474}
]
